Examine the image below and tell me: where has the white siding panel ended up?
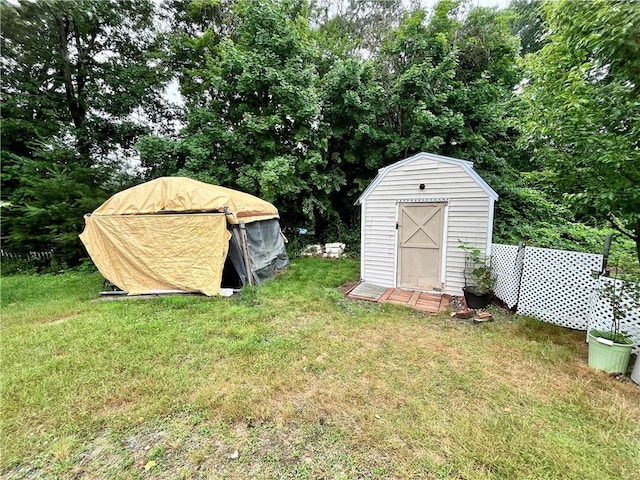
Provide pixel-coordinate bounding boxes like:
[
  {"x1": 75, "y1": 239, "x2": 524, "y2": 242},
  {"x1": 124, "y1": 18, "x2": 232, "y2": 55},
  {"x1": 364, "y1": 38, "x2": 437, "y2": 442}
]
[
  {"x1": 444, "y1": 194, "x2": 490, "y2": 295},
  {"x1": 366, "y1": 221, "x2": 395, "y2": 228},
  {"x1": 449, "y1": 211, "x2": 489, "y2": 221},
  {"x1": 362, "y1": 199, "x2": 397, "y2": 286},
  {"x1": 444, "y1": 227, "x2": 489, "y2": 295},
  {"x1": 364, "y1": 240, "x2": 395, "y2": 252},
  {"x1": 371, "y1": 191, "x2": 486, "y2": 201},
  {"x1": 369, "y1": 162, "x2": 486, "y2": 202},
  {"x1": 372, "y1": 180, "x2": 481, "y2": 191},
  {"x1": 448, "y1": 224, "x2": 489, "y2": 232}
]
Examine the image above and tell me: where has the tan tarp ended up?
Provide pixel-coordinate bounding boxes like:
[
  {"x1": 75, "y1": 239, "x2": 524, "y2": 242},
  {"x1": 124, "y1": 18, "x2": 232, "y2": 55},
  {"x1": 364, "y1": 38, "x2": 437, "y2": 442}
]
[
  {"x1": 93, "y1": 177, "x2": 279, "y2": 224},
  {"x1": 80, "y1": 214, "x2": 231, "y2": 296},
  {"x1": 80, "y1": 177, "x2": 282, "y2": 296}
]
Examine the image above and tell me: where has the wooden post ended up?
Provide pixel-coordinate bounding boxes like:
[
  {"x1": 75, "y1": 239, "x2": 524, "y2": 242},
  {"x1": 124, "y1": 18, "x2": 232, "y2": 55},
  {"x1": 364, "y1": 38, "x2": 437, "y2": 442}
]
[{"x1": 238, "y1": 221, "x2": 254, "y2": 286}]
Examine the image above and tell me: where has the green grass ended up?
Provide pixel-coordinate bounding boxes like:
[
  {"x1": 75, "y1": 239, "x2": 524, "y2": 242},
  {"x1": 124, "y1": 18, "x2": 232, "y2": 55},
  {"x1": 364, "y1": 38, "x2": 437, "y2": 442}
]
[{"x1": 2, "y1": 258, "x2": 639, "y2": 479}]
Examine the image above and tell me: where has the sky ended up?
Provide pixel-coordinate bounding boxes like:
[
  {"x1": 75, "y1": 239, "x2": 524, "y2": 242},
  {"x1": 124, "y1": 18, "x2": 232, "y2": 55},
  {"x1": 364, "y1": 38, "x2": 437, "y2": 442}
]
[
  {"x1": 416, "y1": 0, "x2": 510, "y2": 9},
  {"x1": 468, "y1": 0, "x2": 509, "y2": 7}
]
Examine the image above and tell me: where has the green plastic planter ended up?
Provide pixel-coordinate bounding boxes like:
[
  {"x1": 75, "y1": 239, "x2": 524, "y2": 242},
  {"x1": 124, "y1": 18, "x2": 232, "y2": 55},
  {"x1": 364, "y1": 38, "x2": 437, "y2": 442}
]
[{"x1": 587, "y1": 330, "x2": 634, "y2": 374}]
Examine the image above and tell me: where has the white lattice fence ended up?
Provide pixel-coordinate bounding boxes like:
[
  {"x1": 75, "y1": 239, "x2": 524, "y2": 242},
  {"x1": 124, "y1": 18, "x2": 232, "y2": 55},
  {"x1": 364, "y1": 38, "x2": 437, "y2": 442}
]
[
  {"x1": 516, "y1": 247, "x2": 603, "y2": 330},
  {"x1": 587, "y1": 277, "x2": 640, "y2": 355},
  {"x1": 491, "y1": 243, "x2": 524, "y2": 309}
]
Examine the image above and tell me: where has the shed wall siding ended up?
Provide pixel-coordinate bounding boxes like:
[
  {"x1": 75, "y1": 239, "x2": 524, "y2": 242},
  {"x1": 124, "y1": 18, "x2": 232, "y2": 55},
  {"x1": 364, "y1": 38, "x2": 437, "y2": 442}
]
[
  {"x1": 362, "y1": 157, "x2": 491, "y2": 295},
  {"x1": 362, "y1": 200, "x2": 397, "y2": 287}
]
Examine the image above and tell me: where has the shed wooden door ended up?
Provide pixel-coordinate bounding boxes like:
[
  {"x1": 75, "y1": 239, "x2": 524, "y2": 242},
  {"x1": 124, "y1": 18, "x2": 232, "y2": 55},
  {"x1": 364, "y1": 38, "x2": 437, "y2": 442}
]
[{"x1": 397, "y1": 203, "x2": 445, "y2": 290}]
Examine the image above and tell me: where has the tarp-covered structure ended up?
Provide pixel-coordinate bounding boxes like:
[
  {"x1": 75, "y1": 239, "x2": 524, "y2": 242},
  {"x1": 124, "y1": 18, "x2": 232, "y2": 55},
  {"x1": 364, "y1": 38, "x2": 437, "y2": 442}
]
[{"x1": 80, "y1": 177, "x2": 289, "y2": 296}]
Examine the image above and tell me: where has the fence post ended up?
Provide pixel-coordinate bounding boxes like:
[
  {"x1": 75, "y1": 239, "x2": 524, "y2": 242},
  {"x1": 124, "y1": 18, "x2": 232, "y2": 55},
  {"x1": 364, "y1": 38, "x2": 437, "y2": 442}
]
[
  {"x1": 513, "y1": 241, "x2": 525, "y2": 309},
  {"x1": 601, "y1": 234, "x2": 612, "y2": 276}
]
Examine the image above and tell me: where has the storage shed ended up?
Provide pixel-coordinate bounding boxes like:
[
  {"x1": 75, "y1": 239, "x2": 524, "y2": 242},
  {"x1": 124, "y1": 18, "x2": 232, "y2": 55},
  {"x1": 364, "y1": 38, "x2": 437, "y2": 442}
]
[{"x1": 355, "y1": 152, "x2": 498, "y2": 296}]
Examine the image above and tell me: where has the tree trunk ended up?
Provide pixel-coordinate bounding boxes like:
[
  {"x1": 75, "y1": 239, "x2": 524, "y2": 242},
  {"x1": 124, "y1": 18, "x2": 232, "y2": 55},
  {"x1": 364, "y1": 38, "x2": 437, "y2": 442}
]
[
  {"x1": 55, "y1": 15, "x2": 83, "y2": 130},
  {"x1": 55, "y1": 14, "x2": 91, "y2": 165}
]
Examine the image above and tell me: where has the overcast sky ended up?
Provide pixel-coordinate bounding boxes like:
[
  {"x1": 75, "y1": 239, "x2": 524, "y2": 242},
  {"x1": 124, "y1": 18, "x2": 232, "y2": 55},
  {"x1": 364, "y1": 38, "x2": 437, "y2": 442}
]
[
  {"x1": 467, "y1": 0, "x2": 509, "y2": 7},
  {"x1": 421, "y1": 0, "x2": 509, "y2": 8}
]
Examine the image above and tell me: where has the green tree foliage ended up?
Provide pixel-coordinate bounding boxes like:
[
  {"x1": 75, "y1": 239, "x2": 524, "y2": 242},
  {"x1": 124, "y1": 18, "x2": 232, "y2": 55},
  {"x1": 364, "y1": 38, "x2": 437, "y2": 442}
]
[
  {"x1": 375, "y1": 3, "x2": 521, "y2": 165},
  {"x1": 2, "y1": 145, "x2": 129, "y2": 263},
  {"x1": 376, "y1": 7, "x2": 462, "y2": 159},
  {"x1": 506, "y1": 0, "x2": 547, "y2": 55},
  {"x1": 142, "y1": 0, "x2": 533, "y2": 242},
  {"x1": 1, "y1": 0, "x2": 168, "y2": 264},
  {"x1": 1, "y1": 0, "x2": 168, "y2": 161},
  {"x1": 140, "y1": 0, "x2": 344, "y2": 228},
  {"x1": 312, "y1": 0, "x2": 406, "y2": 58},
  {"x1": 160, "y1": 0, "x2": 233, "y2": 100},
  {"x1": 320, "y1": 58, "x2": 389, "y2": 231},
  {"x1": 518, "y1": 0, "x2": 640, "y2": 262}
]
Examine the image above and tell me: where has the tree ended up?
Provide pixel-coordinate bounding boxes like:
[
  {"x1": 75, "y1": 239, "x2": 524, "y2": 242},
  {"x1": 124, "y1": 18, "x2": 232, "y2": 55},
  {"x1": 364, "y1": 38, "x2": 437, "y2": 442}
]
[
  {"x1": 319, "y1": 57, "x2": 389, "y2": 233},
  {"x1": 1, "y1": 0, "x2": 169, "y2": 264},
  {"x1": 160, "y1": 0, "x2": 234, "y2": 101},
  {"x1": 1, "y1": 0, "x2": 168, "y2": 163},
  {"x1": 518, "y1": 0, "x2": 640, "y2": 262},
  {"x1": 375, "y1": 5, "x2": 461, "y2": 160},
  {"x1": 140, "y1": 0, "x2": 344, "y2": 230},
  {"x1": 374, "y1": 2, "x2": 521, "y2": 182},
  {"x1": 1, "y1": 145, "x2": 127, "y2": 263},
  {"x1": 369, "y1": 1, "x2": 556, "y2": 249}
]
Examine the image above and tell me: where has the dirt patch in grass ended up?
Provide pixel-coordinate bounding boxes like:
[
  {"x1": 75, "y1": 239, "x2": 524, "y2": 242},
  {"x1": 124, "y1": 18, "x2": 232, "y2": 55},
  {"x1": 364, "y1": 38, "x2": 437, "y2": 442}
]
[
  {"x1": 44, "y1": 313, "x2": 80, "y2": 326},
  {"x1": 337, "y1": 279, "x2": 359, "y2": 294},
  {"x1": 6, "y1": 417, "x2": 370, "y2": 480}
]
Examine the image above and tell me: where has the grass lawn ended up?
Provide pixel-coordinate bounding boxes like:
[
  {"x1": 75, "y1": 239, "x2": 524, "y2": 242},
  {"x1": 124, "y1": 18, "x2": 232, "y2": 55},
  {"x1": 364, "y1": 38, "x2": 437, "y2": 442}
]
[{"x1": 1, "y1": 257, "x2": 639, "y2": 479}]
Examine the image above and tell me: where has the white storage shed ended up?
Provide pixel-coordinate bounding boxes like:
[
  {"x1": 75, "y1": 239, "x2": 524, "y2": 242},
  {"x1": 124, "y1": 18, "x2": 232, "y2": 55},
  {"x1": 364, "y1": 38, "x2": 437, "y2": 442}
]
[{"x1": 355, "y1": 152, "x2": 498, "y2": 296}]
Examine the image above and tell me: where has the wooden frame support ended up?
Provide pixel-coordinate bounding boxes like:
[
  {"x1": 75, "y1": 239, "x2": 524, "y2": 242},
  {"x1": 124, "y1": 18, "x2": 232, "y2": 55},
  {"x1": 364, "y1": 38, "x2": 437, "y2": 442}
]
[{"x1": 238, "y1": 221, "x2": 254, "y2": 286}]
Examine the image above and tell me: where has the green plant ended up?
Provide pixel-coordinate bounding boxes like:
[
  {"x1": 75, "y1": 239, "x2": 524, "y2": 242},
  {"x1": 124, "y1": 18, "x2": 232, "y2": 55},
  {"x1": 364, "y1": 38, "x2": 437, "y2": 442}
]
[
  {"x1": 595, "y1": 274, "x2": 640, "y2": 344},
  {"x1": 459, "y1": 244, "x2": 496, "y2": 294}
]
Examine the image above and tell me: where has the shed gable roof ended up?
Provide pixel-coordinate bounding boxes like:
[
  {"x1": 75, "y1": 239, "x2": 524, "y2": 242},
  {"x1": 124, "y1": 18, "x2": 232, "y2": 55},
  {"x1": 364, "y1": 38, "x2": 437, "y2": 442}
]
[{"x1": 355, "y1": 152, "x2": 499, "y2": 204}]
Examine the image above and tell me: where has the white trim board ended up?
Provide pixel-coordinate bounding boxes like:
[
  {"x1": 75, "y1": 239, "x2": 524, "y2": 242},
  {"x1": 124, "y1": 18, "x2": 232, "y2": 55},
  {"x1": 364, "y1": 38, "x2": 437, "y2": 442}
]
[
  {"x1": 441, "y1": 203, "x2": 449, "y2": 288},
  {"x1": 360, "y1": 199, "x2": 366, "y2": 280},
  {"x1": 393, "y1": 201, "x2": 399, "y2": 288},
  {"x1": 486, "y1": 197, "x2": 495, "y2": 257}
]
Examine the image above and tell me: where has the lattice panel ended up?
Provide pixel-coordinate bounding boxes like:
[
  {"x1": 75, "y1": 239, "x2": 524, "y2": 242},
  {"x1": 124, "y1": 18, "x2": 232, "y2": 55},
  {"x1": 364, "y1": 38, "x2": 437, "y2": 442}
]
[
  {"x1": 491, "y1": 243, "x2": 524, "y2": 309},
  {"x1": 587, "y1": 278, "x2": 640, "y2": 355},
  {"x1": 517, "y1": 247, "x2": 603, "y2": 330}
]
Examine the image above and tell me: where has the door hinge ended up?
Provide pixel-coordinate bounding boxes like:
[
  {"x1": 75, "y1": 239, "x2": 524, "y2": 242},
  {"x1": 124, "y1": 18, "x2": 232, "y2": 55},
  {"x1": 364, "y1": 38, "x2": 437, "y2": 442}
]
[{"x1": 396, "y1": 222, "x2": 399, "y2": 229}]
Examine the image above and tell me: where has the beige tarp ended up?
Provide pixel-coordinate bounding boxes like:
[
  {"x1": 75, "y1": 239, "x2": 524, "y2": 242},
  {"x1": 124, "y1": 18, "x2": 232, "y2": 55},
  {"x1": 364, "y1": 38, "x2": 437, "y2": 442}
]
[
  {"x1": 80, "y1": 214, "x2": 231, "y2": 296},
  {"x1": 80, "y1": 177, "x2": 282, "y2": 296},
  {"x1": 93, "y1": 177, "x2": 279, "y2": 224}
]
